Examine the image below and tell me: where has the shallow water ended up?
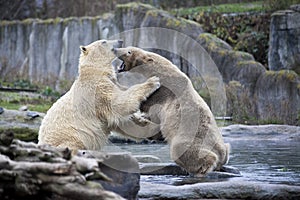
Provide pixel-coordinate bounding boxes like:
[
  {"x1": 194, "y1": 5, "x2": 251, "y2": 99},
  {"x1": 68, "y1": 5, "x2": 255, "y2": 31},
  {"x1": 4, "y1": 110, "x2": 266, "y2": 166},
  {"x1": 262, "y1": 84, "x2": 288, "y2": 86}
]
[{"x1": 105, "y1": 138, "x2": 300, "y2": 186}]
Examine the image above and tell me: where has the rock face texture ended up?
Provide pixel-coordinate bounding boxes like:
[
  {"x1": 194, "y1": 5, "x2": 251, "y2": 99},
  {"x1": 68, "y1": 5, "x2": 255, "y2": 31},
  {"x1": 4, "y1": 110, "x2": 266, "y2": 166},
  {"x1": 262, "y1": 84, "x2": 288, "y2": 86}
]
[
  {"x1": 0, "y1": 3, "x2": 299, "y2": 124},
  {"x1": 197, "y1": 33, "x2": 300, "y2": 125},
  {"x1": 269, "y1": 5, "x2": 300, "y2": 74},
  {"x1": 0, "y1": 3, "x2": 202, "y2": 92},
  {"x1": 0, "y1": 131, "x2": 141, "y2": 200}
]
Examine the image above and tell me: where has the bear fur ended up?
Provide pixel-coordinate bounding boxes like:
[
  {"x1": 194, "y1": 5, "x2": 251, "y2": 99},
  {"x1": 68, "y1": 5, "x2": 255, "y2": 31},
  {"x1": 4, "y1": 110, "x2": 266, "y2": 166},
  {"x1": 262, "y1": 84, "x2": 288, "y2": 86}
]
[
  {"x1": 114, "y1": 46, "x2": 230, "y2": 176},
  {"x1": 38, "y1": 40, "x2": 160, "y2": 151}
]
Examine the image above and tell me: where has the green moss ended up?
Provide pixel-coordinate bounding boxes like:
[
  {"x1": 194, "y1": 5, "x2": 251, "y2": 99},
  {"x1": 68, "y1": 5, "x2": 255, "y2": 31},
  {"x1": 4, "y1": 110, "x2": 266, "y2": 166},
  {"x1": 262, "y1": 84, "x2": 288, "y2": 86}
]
[
  {"x1": 166, "y1": 17, "x2": 183, "y2": 28},
  {"x1": 146, "y1": 10, "x2": 159, "y2": 17},
  {"x1": 266, "y1": 70, "x2": 299, "y2": 82},
  {"x1": 0, "y1": 20, "x2": 19, "y2": 26},
  {"x1": 0, "y1": 91, "x2": 56, "y2": 113},
  {"x1": 22, "y1": 18, "x2": 36, "y2": 25},
  {"x1": 0, "y1": 127, "x2": 38, "y2": 142},
  {"x1": 171, "y1": 1, "x2": 266, "y2": 17},
  {"x1": 117, "y1": 2, "x2": 155, "y2": 11},
  {"x1": 237, "y1": 60, "x2": 259, "y2": 67}
]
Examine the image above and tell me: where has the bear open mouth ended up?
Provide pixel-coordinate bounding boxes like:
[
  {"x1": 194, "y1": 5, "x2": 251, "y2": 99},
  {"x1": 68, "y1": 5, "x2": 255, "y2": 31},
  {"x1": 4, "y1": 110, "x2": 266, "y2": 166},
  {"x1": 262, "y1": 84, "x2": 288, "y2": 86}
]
[{"x1": 118, "y1": 61, "x2": 126, "y2": 73}]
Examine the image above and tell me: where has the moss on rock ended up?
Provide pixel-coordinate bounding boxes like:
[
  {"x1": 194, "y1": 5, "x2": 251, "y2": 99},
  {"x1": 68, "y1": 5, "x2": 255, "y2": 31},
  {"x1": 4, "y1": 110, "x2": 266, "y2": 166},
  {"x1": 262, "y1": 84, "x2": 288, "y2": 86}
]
[{"x1": 0, "y1": 127, "x2": 38, "y2": 142}]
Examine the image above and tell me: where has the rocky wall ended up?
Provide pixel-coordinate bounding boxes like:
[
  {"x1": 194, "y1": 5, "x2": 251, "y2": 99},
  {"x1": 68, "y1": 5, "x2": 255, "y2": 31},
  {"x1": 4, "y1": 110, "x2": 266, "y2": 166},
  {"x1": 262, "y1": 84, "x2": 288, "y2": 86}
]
[
  {"x1": 0, "y1": 3, "x2": 299, "y2": 124},
  {"x1": 0, "y1": 15, "x2": 117, "y2": 91},
  {"x1": 269, "y1": 5, "x2": 300, "y2": 73}
]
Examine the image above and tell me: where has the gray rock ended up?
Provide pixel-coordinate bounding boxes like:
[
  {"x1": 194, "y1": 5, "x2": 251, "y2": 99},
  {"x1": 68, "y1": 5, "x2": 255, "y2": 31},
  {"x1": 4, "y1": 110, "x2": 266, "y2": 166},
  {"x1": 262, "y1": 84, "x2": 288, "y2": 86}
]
[
  {"x1": 291, "y1": 4, "x2": 300, "y2": 12},
  {"x1": 0, "y1": 132, "x2": 125, "y2": 200},
  {"x1": 140, "y1": 163, "x2": 189, "y2": 176},
  {"x1": 0, "y1": 107, "x2": 4, "y2": 114},
  {"x1": 26, "y1": 111, "x2": 40, "y2": 119},
  {"x1": 19, "y1": 105, "x2": 28, "y2": 111},
  {"x1": 79, "y1": 151, "x2": 140, "y2": 200},
  {"x1": 140, "y1": 163, "x2": 241, "y2": 178},
  {"x1": 134, "y1": 155, "x2": 162, "y2": 163},
  {"x1": 139, "y1": 181, "x2": 300, "y2": 199},
  {"x1": 0, "y1": 109, "x2": 44, "y2": 142},
  {"x1": 269, "y1": 8, "x2": 300, "y2": 73},
  {"x1": 222, "y1": 124, "x2": 300, "y2": 140}
]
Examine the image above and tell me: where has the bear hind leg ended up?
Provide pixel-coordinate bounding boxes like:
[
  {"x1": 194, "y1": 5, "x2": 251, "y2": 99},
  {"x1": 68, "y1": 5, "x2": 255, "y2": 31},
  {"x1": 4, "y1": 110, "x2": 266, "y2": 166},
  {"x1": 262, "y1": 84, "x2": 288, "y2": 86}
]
[{"x1": 172, "y1": 144, "x2": 218, "y2": 177}]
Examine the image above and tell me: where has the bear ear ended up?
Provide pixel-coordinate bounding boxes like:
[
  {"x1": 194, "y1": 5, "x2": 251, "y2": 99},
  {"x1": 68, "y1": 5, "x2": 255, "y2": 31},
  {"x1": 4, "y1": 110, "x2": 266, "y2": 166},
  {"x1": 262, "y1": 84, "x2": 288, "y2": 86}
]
[{"x1": 80, "y1": 46, "x2": 88, "y2": 55}]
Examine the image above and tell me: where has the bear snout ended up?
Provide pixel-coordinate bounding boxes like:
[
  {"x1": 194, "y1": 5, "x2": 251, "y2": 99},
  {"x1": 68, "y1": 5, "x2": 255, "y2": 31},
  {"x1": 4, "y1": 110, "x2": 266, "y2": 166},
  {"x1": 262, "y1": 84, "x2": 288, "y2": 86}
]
[{"x1": 114, "y1": 40, "x2": 123, "y2": 48}]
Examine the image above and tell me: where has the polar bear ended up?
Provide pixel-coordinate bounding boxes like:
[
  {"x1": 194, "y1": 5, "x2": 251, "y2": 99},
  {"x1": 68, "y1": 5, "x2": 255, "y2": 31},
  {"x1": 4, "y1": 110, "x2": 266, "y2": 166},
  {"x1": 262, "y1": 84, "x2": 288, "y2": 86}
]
[
  {"x1": 38, "y1": 40, "x2": 160, "y2": 151},
  {"x1": 114, "y1": 46, "x2": 230, "y2": 176}
]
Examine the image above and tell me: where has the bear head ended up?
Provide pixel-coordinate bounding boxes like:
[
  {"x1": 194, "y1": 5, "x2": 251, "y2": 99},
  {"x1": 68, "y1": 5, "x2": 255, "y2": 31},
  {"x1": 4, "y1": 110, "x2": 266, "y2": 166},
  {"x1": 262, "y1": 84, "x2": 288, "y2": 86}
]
[
  {"x1": 114, "y1": 47, "x2": 154, "y2": 72},
  {"x1": 79, "y1": 39, "x2": 123, "y2": 67}
]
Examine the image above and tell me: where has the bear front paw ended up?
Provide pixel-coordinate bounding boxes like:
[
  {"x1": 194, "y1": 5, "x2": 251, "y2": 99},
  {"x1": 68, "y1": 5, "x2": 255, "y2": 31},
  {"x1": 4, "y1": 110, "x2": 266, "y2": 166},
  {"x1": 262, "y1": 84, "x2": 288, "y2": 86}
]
[
  {"x1": 146, "y1": 76, "x2": 160, "y2": 91},
  {"x1": 131, "y1": 111, "x2": 151, "y2": 127}
]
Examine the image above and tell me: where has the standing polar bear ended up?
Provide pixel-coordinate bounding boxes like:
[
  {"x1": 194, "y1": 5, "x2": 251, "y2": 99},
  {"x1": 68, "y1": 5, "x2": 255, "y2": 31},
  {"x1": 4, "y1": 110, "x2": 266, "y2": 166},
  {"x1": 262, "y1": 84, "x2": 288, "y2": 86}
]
[
  {"x1": 38, "y1": 40, "x2": 160, "y2": 151},
  {"x1": 115, "y1": 47, "x2": 230, "y2": 176}
]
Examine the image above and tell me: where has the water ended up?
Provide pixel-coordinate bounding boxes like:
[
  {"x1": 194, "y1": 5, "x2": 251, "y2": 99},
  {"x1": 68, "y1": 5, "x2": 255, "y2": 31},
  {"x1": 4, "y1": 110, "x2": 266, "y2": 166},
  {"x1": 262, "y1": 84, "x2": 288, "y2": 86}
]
[{"x1": 105, "y1": 138, "x2": 300, "y2": 186}]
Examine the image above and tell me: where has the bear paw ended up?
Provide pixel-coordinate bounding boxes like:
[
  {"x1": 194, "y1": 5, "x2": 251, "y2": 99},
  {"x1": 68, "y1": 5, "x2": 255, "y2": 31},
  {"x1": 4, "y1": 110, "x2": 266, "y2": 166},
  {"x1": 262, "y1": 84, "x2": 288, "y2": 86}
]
[
  {"x1": 131, "y1": 111, "x2": 151, "y2": 127},
  {"x1": 146, "y1": 76, "x2": 160, "y2": 91}
]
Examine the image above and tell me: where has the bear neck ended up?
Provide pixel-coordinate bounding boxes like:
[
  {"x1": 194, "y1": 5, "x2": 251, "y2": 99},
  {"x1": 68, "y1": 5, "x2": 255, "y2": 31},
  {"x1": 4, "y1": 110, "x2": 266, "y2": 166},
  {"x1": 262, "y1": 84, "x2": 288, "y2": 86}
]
[{"x1": 79, "y1": 58, "x2": 114, "y2": 72}]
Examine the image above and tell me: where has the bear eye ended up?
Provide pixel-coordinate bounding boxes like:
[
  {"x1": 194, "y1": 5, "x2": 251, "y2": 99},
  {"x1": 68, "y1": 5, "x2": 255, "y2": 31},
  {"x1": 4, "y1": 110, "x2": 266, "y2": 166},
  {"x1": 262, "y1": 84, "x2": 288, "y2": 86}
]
[{"x1": 128, "y1": 51, "x2": 131, "y2": 55}]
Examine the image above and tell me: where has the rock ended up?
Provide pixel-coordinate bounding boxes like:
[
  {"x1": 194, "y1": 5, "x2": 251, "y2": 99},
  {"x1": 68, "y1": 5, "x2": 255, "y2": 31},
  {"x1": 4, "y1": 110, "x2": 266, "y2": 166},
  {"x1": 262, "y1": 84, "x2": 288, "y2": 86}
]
[
  {"x1": 0, "y1": 130, "x2": 14, "y2": 146},
  {"x1": 290, "y1": 4, "x2": 300, "y2": 12},
  {"x1": 140, "y1": 163, "x2": 188, "y2": 176},
  {"x1": 134, "y1": 155, "x2": 162, "y2": 163},
  {"x1": 78, "y1": 151, "x2": 140, "y2": 200},
  {"x1": 269, "y1": 8, "x2": 300, "y2": 73},
  {"x1": 222, "y1": 124, "x2": 300, "y2": 140},
  {"x1": 220, "y1": 165, "x2": 241, "y2": 175},
  {"x1": 0, "y1": 131, "x2": 147, "y2": 200},
  {"x1": 255, "y1": 70, "x2": 300, "y2": 125},
  {"x1": 115, "y1": 3, "x2": 203, "y2": 39},
  {"x1": 26, "y1": 111, "x2": 40, "y2": 119},
  {"x1": 0, "y1": 133, "x2": 123, "y2": 200},
  {"x1": 0, "y1": 109, "x2": 44, "y2": 142},
  {"x1": 139, "y1": 181, "x2": 300, "y2": 199},
  {"x1": 139, "y1": 163, "x2": 241, "y2": 178},
  {"x1": 197, "y1": 33, "x2": 265, "y2": 84},
  {"x1": 19, "y1": 105, "x2": 28, "y2": 111},
  {"x1": 0, "y1": 107, "x2": 4, "y2": 114},
  {"x1": 1, "y1": 3, "x2": 299, "y2": 125}
]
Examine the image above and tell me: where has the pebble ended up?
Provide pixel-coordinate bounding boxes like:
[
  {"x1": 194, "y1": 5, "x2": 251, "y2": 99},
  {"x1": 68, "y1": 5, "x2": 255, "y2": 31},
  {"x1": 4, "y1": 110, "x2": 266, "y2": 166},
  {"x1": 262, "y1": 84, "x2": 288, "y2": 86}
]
[
  {"x1": 0, "y1": 107, "x2": 4, "y2": 114},
  {"x1": 19, "y1": 105, "x2": 28, "y2": 111}
]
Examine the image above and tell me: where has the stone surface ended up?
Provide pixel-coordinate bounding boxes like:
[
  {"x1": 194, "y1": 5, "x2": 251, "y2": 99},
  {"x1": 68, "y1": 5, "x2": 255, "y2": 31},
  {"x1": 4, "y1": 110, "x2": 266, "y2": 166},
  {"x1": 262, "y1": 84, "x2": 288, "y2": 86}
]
[
  {"x1": 139, "y1": 181, "x2": 300, "y2": 199},
  {"x1": 0, "y1": 2, "x2": 299, "y2": 125},
  {"x1": 19, "y1": 105, "x2": 28, "y2": 111},
  {"x1": 139, "y1": 163, "x2": 241, "y2": 178},
  {"x1": 222, "y1": 124, "x2": 300, "y2": 140},
  {"x1": 134, "y1": 155, "x2": 162, "y2": 163},
  {"x1": 0, "y1": 108, "x2": 44, "y2": 142},
  {"x1": 269, "y1": 7, "x2": 300, "y2": 73},
  {"x1": 0, "y1": 131, "x2": 127, "y2": 200},
  {"x1": 78, "y1": 151, "x2": 140, "y2": 200}
]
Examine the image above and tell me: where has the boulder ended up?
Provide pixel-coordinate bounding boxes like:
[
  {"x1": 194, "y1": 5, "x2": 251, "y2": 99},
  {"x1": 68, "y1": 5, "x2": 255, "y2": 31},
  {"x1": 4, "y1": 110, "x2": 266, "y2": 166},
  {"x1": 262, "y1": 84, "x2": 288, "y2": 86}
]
[
  {"x1": 0, "y1": 108, "x2": 44, "y2": 142},
  {"x1": 134, "y1": 155, "x2": 162, "y2": 163},
  {"x1": 139, "y1": 181, "x2": 300, "y2": 199},
  {"x1": 0, "y1": 131, "x2": 142, "y2": 200},
  {"x1": 255, "y1": 70, "x2": 300, "y2": 125},
  {"x1": 139, "y1": 162, "x2": 241, "y2": 178},
  {"x1": 269, "y1": 7, "x2": 300, "y2": 73},
  {"x1": 78, "y1": 151, "x2": 140, "y2": 200},
  {"x1": 222, "y1": 124, "x2": 300, "y2": 141}
]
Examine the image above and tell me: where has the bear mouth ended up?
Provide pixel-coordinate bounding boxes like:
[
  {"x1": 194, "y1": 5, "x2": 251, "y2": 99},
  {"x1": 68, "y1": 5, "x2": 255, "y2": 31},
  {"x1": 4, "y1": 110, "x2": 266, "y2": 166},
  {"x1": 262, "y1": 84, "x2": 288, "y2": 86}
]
[{"x1": 117, "y1": 61, "x2": 126, "y2": 73}]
